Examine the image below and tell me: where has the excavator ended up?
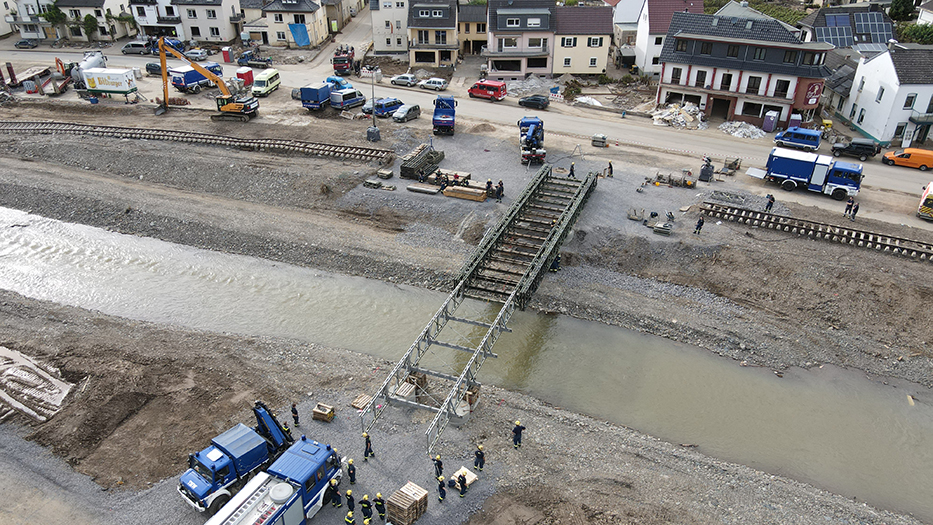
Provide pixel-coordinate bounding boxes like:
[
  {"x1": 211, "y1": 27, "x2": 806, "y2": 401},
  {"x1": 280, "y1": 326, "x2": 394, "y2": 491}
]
[{"x1": 156, "y1": 36, "x2": 259, "y2": 122}]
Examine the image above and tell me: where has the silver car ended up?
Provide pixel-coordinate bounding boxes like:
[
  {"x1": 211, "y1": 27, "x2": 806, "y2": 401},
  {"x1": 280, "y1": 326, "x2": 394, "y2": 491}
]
[
  {"x1": 390, "y1": 74, "x2": 417, "y2": 87},
  {"x1": 184, "y1": 49, "x2": 209, "y2": 61},
  {"x1": 417, "y1": 78, "x2": 448, "y2": 91}
]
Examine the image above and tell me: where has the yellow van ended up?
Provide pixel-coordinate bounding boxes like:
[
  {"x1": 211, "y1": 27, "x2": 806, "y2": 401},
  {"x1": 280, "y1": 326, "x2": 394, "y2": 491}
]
[
  {"x1": 251, "y1": 69, "x2": 281, "y2": 97},
  {"x1": 883, "y1": 148, "x2": 933, "y2": 171}
]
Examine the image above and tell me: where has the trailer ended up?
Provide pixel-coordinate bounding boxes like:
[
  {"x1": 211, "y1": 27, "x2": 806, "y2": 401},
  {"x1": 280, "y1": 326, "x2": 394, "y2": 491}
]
[
  {"x1": 82, "y1": 68, "x2": 137, "y2": 95},
  {"x1": 746, "y1": 147, "x2": 862, "y2": 200}
]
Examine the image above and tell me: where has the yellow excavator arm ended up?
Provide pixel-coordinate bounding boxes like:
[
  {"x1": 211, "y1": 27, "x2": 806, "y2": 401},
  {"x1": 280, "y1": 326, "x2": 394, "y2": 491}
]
[{"x1": 158, "y1": 36, "x2": 232, "y2": 101}]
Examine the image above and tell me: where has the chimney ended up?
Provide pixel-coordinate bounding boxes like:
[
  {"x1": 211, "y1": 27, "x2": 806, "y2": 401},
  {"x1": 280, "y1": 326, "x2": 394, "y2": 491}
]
[
  {"x1": 740, "y1": 0, "x2": 748, "y2": 6},
  {"x1": 888, "y1": 38, "x2": 897, "y2": 52}
]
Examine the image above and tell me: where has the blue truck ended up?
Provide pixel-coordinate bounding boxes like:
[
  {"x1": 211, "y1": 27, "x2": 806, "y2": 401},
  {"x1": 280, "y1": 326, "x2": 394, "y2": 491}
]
[
  {"x1": 177, "y1": 401, "x2": 294, "y2": 515},
  {"x1": 519, "y1": 116, "x2": 546, "y2": 164},
  {"x1": 433, "y1": 95, "x2": 456, "y2": 135},
  {"x1": 203, "y1": 435, "x2": 343, "y2": 525},
  {"x1": 746, "y1": 147, "x2": 862, "y2": 200},
  {"x1": 171, "y1": 62, "x2": 223, "y2": 94},
  {"x1": 300, "y1": 82, "x2": 332, "y2": 111}
]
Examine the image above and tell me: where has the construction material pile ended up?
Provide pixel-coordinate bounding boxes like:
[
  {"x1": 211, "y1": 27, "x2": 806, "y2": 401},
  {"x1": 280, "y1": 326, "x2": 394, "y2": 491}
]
[
  {"x1": 506, "y1": 75, "x2": 557, "y2": 98},
  {"x1": 399, "y1": 143, "x2": 445, "y2": 179},
  {"x1": 574, "y1": 96, "x2": 603, "y2": 106},
  {"x1": 718, "y1": 121, "x2": 766, "y2": 139},
  {"x1": 651, "y1": 102, "x2": 706, "y2": 129},
  {"x1": 386, "y1": 481, "x2": 428, "y2": 525}
]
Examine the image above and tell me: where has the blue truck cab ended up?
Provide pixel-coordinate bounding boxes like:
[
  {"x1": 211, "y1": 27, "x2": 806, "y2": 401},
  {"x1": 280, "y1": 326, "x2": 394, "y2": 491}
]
[
  {"x1": 204, "y1": 436, "x2": 343, "y2": 525},
  {"x1": 171, "y1": 62, "x2": 222, "y2": 94},
  {"x1": 300, "y1": 82, "x2": 332, "y2": 110},
  {"x1": 432, "y1": 95, "x2": 456, "y2": 135},
  {"x1": 774, "y1": 126, "x2": 821, "y2": 151}
]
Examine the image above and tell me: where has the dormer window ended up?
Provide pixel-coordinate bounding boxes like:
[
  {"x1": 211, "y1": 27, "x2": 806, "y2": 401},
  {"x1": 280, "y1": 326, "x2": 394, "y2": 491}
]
[
  {"x1": 432, "y1": 9, "x2": 442, "y2": 17},
  {"x1": 527, "y1": 17, "x2": 540, "y2": 27},
  {"x1": 675, "y1": 39, "x2": 687, "y2": 52},
  {"x1": 419, "y1": 9, "x2": 429, "y2": 16},
  {"x1": 506, "y1": 18, "x2": 519, "y2": 27}
]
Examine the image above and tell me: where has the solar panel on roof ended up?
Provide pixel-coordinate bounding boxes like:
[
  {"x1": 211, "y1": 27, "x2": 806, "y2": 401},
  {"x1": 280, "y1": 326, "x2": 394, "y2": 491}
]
[
  {"x1": 814, "y1": 26, "x2": 853, "y2": 47},
  {"x1": 853, "y1": 12, "x2": 894, "y2": 43},
  {"x1": 825, "y1": 14, "x2": 848, "y2": 27}
]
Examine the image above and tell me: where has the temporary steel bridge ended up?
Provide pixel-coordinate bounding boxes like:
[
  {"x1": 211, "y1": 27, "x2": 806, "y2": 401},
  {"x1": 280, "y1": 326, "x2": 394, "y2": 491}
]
[{"x1": 359, "y1": 164, "x2": 597, "y2": 452}]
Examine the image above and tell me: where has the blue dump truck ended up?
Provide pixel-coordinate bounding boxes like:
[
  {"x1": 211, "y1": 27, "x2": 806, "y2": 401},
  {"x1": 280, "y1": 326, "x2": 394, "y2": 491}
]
[
  {"x1": 433, "y1": 95, "x2": 456, "y2": 135},
  {"x1": 300, "y1": 82, "x2": 331, "y2": 111},
  {"x1": 746, "y1": 147, "x2": 862, "y2": 200},
  {"x1": 519, "y1": 116, "x2": 546, "y2": 164},
  {"x1": 171, "y1": 62, "x2": 223, "y2": 94},
  {"x1": 178, "y1": 401, "x2": 294, "y2": 515},
  {"x1": 204, "y1": 435, "x2": 343, "y2": 525}
]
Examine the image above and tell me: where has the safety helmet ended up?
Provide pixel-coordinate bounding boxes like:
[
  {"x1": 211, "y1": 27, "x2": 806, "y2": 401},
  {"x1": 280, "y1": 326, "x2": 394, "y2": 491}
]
[
  {"x1": 362, "y1": 432, "x2": 368, "y2": 438},
  {"x1": 438, "y1": 476, "x2": 444, "y2": 481},
  {"x1": 362, "y1": 494, "x2": 369, "y2": 500},
  {"x1": 515, "y1": 420, "x2": 520, "y2": 425},
  {"x1": 348, "y1": 512, "x2": 354, "y2": 518},
  {"x1": 330, "y1": 479, "x2": 337, "y2": 486},
  {"x1": 488, "y1": 178, "x2": 492, "y2": 182},
  {"x1": 348, "y1": 459, "x2": 354, "y2": 465},
  {"x1": 377, "y1": 493, "x2": 382, "y2": 498},
  {"x1": 436, "y1": 455, "x2": 441, "y2": 460},
  {"x1": 347, "y1": 490, "x2": 352, "y2": 496},
  {"x1": 478, "y1": 445, "x2": 483, "y2": 450},
  {"x1": 364, "y1": 520, "x2": 371, "y2": 525}
]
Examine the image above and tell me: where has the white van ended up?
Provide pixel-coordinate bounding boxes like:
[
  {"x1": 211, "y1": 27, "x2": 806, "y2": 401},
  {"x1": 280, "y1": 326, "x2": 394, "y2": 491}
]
[{"x1": 251, "y1": 69, "x2": 281, "y2": 97}]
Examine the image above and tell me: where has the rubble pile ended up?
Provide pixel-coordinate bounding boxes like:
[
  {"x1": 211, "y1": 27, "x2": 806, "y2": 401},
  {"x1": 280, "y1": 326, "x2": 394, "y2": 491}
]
[
  {"x1": 506, "y1": 75, "x2": 557, "y2": 97},
  {"x1": 651, "y1": 102, "x2": 706, "y2": 129},
  {"x1": 718, "y1": 121, "x2": 766, "y2": 139},
  {"x1": 413, "y1": 69, "x2": 434, "y2": 79},
  {"x1": 574, "y1": 96, "x2": 603, "y2": 106}
]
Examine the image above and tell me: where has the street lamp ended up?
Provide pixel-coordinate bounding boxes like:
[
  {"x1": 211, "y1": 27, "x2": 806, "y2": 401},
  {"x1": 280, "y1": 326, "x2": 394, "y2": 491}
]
[{"x1": 367, "y1": 63, "x2": 380, "y2": 142}]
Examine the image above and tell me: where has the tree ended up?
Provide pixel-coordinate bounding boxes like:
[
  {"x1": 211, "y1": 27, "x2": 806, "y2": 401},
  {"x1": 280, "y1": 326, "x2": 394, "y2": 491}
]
[
  {"x1": 889, "y1": 0, "x2": 915, "y2": 22},
  {"x1": 39, "y1": 5, "x2": 67, "y2": 26},
  {"x1": 897, "y1": 22, "x2": 933, "y2": 44},
  {"x1": 83, "y1": 13, "x2": 98, "y2": 40}
]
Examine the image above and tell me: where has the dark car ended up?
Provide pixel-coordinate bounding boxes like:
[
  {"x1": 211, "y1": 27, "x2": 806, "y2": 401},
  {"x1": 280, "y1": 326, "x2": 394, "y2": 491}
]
[
  {"x1": 145, "y1": 63, "x2": 162, "y2": 76},
  {"x1": 519, "y1": 94, "x2": 550, "y2": 110},
  {"x1": 832, "y1": 138, "x2": 882, "y2": 162},
  {"x1": 14, "y1": 39, "x2": 39, "y2": 49}
]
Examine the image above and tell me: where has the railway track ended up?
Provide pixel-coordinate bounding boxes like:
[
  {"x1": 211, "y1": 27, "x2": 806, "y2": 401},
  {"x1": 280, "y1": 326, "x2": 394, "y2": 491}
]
[
  {"x1": 0, "y1": 121, "x2": 395, "y2": 164},
  {"x1": 700, "y1": 202, "x2": 933, "y2": 261}
]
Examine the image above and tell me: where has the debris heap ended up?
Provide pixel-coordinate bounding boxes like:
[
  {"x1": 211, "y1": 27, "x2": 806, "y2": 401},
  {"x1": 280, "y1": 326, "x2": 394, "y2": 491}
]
[
  {"x1": 651, "y1": 102, "x2": 706, "y2": 129},
  {"x1": 505, "y1": 75, "x2": 557, "y2": 98},
  {"x1": 718, "y1": 121, "x2": 766, "y2": 139}
]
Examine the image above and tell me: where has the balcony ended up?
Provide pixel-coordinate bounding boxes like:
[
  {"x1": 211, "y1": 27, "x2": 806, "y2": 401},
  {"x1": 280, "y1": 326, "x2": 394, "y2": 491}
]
[
  {"x1": 157, "y1": 15, "x2": 181, "y2": 23},
  {"x1": 480, "y1": 44, "x2": 549, "y2": 58},
  {"x1": 910, "y1": 110, "x2": 933, "y2": 125},
  {"x1": 230, "y1": 13, "x2": 244, "y2": 22},
  {"x1": 409, "y1": 39, "x2": 459, "y2": 50},
  {"x1": 5, "y1": 14, "x2": 49, "y2": 25},
  {"x1": 129, "y1": 0, "x2": 158, "y2": 4}
]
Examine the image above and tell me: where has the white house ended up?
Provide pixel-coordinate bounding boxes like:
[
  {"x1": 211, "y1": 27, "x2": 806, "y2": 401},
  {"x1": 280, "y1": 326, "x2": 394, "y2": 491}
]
[
  {"x1": 634, "y1": 0, "x2": 701, "y2": 75},
  {"x1": 919, "y1": 0, "x2": 933, "y2": 25},
  {"x1": 172, "y1": 0, "x2": 241, "y2": 43},
  {"x1": 843, "y1": 45, "x2": 933, "y2": 146},
  {"x1": 370, "y1": 0, "x2": 409, "y2": 54},
  {"x1": 1, "y1": 1, "x2": 15, "y2": 37},
  {"x1": 55, "y1": 0, "x2": 135, "y2": 42},
  {"x1": 130, "y1": 0, "x2": 184, "y2": 39},
  {"x1": 7, "y1": 0, "x2": 56, "y2": 40}
]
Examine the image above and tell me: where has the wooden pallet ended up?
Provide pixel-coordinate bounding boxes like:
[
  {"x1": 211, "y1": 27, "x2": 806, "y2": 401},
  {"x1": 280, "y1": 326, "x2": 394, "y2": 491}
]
[
  {"x1": 312, "y1": 402, "x2": 335, "y2": 422},
  {"x1": 386, "y1": 481, "x2": 428, "y2": 525},
  {"x1": 451, "y1": 466, "x2": 478, "y2": 490},
  {"x1": 351, "y1": 394, "x2": 373, "y2": 410},
  {"x1": 443, "y1": 185, "x2": 487, "y2": 202},
  {"x1": 395, "y1": 381, "x2": 416, "y2": 398}
]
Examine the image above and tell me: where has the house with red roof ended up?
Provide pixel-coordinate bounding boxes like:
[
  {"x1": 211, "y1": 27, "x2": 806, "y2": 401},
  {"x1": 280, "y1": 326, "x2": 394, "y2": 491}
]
[{"x1": 634, "y1": 0, "x2": 702, "y2": 75}]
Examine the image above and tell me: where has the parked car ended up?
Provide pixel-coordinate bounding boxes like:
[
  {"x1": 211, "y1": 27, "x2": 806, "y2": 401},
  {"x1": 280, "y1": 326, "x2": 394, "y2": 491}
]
[
  {"x1": 390, "y1": 74, "x2": 418, "y2": 87},
  {"x1": 417, "y1": 78, "x2": 448, "y2": 91},
  {"x1": 184, "y1": 49, "x2": 209, "y2": 61},
  {"x1": 362, "y1": 98, "x2": 375, "y2": 114},
  {"x1": 832, "y1": 138, "x2": 882, "y2": 162},
  {"x1": 145, "y1": 63, "x2": 162, "y2": 76},
  {"x1": 122, "y1": 41, "x2": 151, "y2": 55},
  {"x1": 373, "y1": 97, "x2": 404, "y2": 118},
  {"x1": 392, "y1": 104, "x2": 421, "y2": 122},
  {"x1": 519, "y1": 94, "x2": 550, "y2": 110},
  {"x1": 14, "y1": 39, "x2": 39, "y2": 49}
]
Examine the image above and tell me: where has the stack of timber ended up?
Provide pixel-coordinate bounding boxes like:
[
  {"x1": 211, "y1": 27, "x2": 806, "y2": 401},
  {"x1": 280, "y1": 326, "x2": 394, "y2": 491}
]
[
  {"x1": 400, "y1": 144, "x2": 445, "y2": 179},
  {"x1": 386, "y1": 482, "x2": 428, "y2": 525},
  {"x1": 443, "y1": 185, "x2": 487, "y2": 202}
]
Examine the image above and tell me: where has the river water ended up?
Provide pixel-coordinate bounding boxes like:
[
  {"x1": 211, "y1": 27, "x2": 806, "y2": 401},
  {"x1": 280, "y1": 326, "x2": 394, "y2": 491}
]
[{"x1": 1, "y1": 207, "x2": 931, "y2": 521}]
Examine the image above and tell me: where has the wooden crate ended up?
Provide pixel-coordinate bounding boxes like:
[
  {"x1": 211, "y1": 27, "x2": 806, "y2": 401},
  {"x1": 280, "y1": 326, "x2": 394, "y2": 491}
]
[
  {"x1": 386, "y1": 481, "x2": 428, "y2": 525},
  {"x1": 351, "y1": 394, "x2": 373, "y2": 410},
  {"x1": 311, "y1": 402, "x2": 335, "y2": 422},
  {"x1": 443, "y1": 186, "x2": 487, "y2": 202},
  {"x1": 465, "y1": 384, "x2": 481, "y2": 406},
  {"x1": 451, "y1": 466, "x2": 478, "y2": 490}
]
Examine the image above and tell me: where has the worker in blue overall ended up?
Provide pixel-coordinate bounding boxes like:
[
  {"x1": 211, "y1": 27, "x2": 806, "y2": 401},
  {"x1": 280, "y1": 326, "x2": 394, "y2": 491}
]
[{"x1": 512, "y1": 420, "x2": 526, "y2": 448}]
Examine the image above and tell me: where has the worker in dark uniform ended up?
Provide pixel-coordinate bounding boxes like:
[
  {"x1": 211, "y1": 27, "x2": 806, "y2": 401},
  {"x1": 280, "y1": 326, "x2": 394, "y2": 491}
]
[
  {"x1": 347, "y1": 458, "x2": 356, "y2": 484},
  {"x1": 345, "y1": 511, "x2": 356, "y2": 525},
  {"x1": 437, "y1": 476, "x2": 446, "y2": 502},
  {"x1": 363, "y1": 433, "x2": 375, "y2": 460},
  {"x1": 323, "y1": 479, "x2": 335, "y2": 506},
  {"x1": 473, "y1": 444, "x2": 485, "y2": 471},
  {"x1": 496, "y1": 180, "x2": 504, "y2": 203},
  {"x1": 291, "y1": 403, "x2": 299, "y2": 427},
  {"x1": 346, "y1": 489, "x2": 355, "y2": 512},
  {"x1": 512, "y1": 420, "x2": 525, "y2": 448},
  {"x1": 374, "y1": 493, "x2": 386, "y2": 521},
  {"x1": 458, "y1": 472, "x2": 467, "y2": 497},
  {"x1": 432, "y1": 455, "x2": 443, "y2": 478},
  {"x1": 569, "y1": 162, "x2": 576, "y2": 178},
  {"x1": 331, "y1": 479, "x2": 343, "y2": 507},
  {"x1": 359, "y1": 494, "x2": 372, "y2": 520}
]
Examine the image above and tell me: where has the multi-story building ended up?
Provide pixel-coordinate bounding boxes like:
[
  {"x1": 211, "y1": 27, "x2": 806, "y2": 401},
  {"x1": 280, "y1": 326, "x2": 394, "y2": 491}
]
[
  {"x1": 55, "y1": 0, "x2": 135, "y2": 42},
  {"x1": 609, "y1": 0, "x2": 643, "y2": 69},
  {"x1": 262, "y1": 0, "x2": 327, "y2": 47},
  {"x1": 371, "y1": 0, "x2": 409, "y2": 55},
  {"x1": 552, "y1": 6, "x2": 613, "y2": 75},
  {"x1": 458, "y1": 3, "x2": 486, "y2": 56},
  {"x1": 7, "y1": 0, "x2": 55, "y2": 40},
  {"x1": 172, "y1": 0, "x2": 241, "y2": 43},
  {"x1": 657, "y1": 11, "x2": 832, "y2": 128},
  {"x1": 842, "y1": 45, "x2": 933, "y2": 146},
  {"x1": 408, "y1": 0, "x2": 457, "y2": 68},
  {"x1": 482, "y1": 0, "x2": 554, "y2": 81},
  {"x1": 634, "y1": 0, "x2": 702, "y2": 76},
  {"x1": 1, "y1": 1, "x2": 15, "y2": 37},
  {"x1": 131, "y1": 0, "x2": 183, "y2": 38}
]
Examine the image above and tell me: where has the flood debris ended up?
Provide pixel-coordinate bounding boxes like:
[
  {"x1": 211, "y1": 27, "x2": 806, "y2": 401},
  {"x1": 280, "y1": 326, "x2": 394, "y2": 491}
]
[
  {"x1": 718, "y1": 121, "x2": 766, "y2": 139},
  {"x1": 651, "y1": 102, "x2": 707, "y2": 129}
]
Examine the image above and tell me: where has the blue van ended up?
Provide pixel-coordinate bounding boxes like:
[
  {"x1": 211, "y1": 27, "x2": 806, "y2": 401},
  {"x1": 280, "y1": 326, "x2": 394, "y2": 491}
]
[
  {"x1": 774, "y1": 127, "x2": 821, "y2": 152},
  {"x1": 373, "y1": 97, "x2": 404, "y2": 118}
]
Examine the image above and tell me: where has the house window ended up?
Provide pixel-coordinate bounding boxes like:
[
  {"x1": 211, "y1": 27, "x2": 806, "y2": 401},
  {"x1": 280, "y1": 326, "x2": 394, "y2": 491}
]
[
  {"x1": 774, "y1": 79, "x2": 790, "y2": 98},
  {"x1": 136, "y1": 6, "x2": 145, "y2": 16},
  {"x1": 190, "y1": 26, "x2": 201, "y2": 37},
  {"x1": 563, "y1": 57, "x2": 571, "y2": 67},
  {"x1": 695, "y1": 70, "x2": 707, "y2": 88},
  {"x1": 499, "y1": 37, "x2": 517, "y2": 49},
  {"x1": 397, "y1": 37, "x2": 402, "y2": 45},
  {"x1": 727, "y1": 45, "x2": 739, "y2": 57},
  {"x1": 187, "y1": 9, "x2": 196, "y2": 18},
  {"x1": 849, "y1": 104, "x2": 857, "y2": 119},
  {"x1": 857, "y1": 108, "x2": 865, "y2": 124},
  {"x1": 858, "y1": 77, "x2": 864, "y2": 92},
  {"x1": 528, "y1": 57, "x2": 547, "y2": 68},
  {"x1": 928, "y1": 95, "x2": 933, "y2": 113},
  {"x1": 876, "y1": 87, "x2": 884, "y2": 102},
  {"x1": 506, "y1": 18, "x2": 519, "y2": 27},
  {"x1": 894, "y1": 123, "x2": 907, "y2": 138},
  {"x1": 275, "y1": 13, "x2": 283, "y2": 22},
  {"x1": 278, "y1": 32, "x2": 287, "y2": 41},
  {"x1": 700, "y1": 42, "x2": 712, "y2": 54},
  {"x1": 98, "y1": 25, "x2": 107, "y2": 35},
  {"x1": 675, "y1": 39, "x2": 687, "y2": 52},
  {"x1": 464, "y1": 24, "x2": 469, "y2": 33},
  {"x1": 386, "y1": 37, "x2": 391, "y2": 46},
  {"x1": 589, "y1": 57, "x2": 597, "y2": 67},
  {"x1": 836, "y1": 96, "x2": 845, "y2": 111},
  {"x1": 783, "y1": 50, "x2": 797, "y2": 63},
  {"x1": 385, "y1": 20, "x2": 390, "y2": 28},
  {"x1": 432, "y1": 10, "x2": 442, "y2": 17},
  {"x1": 652, "y1": 56, "x2": 659, "y2": 65},
  {"x1": 561, "y1": 37, "x2": 576, "y2": 47},
  {"x1": 720, "y1": 73, "x2": 732, "y2": 90},
  {"x1": 418, "y1": 30, "x2": 429, "y2": 44},
  {"x1": 746, "y1": 76, "x2": 761, "y2": 95},
  {"x1": 588, "y1": 37, "x2": 603, "y2": 47},
  {"x1": 741, "y1": 102, "x2": 763, "y2": 117},
  {"x1": 94, "y1": 8, "x2": 102, "y2": 17},
  {"x1": 69, "y1": 9, "x2": 80, "y2": 18},
  {"x1": 396, "y1": 1, "x2": 404, "y2": 6},
  {"x1": 293, "y1": 13, "x2": 305, "y2": 23},
  {"x1": 209, "y1": 26, "x2": 219, "y2": 36},
  {"x1": 904, "y1": 93, "x2": 917, "y2": 109},
  {"x1": 528, "y1": 37, "x2": 544, "y2": 48},
  {"x1": 753, "y1": 47, "x2": 766, "y2": 60},
  {"x1": 70, "y1": 26, "x2": 82, "y2": 36},
  {"x1": 478, "y1": 23, "x2": 485, "y2": 32},
  {"x1": 435, "y1": 30, "x2": 446, "y2": 44},
  {"x1": 23, "y1": 23, "x2": 38, "y2": 31},
  {"x1": 165, "y1": 6, "x2": 175, "y2": 16},
  {"x1": 419, "y1": 9, "x2": 429, "y2": 16},
  {"x1": 670, "y1": 67, "x2": 682, "y2": 84},
  {"x1": 654, "y1": 36, "x2": 662, "y2": 45},
  {"x1": 396, "y1": 20, "x2": 401, "y2": 29},
  {"x1": 206, "y1": 9, "x2": 216, "y2": 19},
  {"x1": 383, "y1": 1, "x2": 391, "y2": 7},
  {"x1": 527, "y1": 17, "x2": 540, "y2": 27},
  {"x1": 802, "y1": 52, "x2": 817, "y2": 65}
]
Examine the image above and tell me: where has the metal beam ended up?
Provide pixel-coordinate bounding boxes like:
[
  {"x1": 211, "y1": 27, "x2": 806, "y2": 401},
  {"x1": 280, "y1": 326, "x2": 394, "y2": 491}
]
[{"x1": 429, "y1": 340, "x2": 498, "y2": 358}]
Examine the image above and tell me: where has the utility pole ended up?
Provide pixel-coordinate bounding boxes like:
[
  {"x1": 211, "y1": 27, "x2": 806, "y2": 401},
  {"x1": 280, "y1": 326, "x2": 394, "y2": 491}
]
[{"x1": 368, "y1": 64, "x2": 380, "y2": 142}]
